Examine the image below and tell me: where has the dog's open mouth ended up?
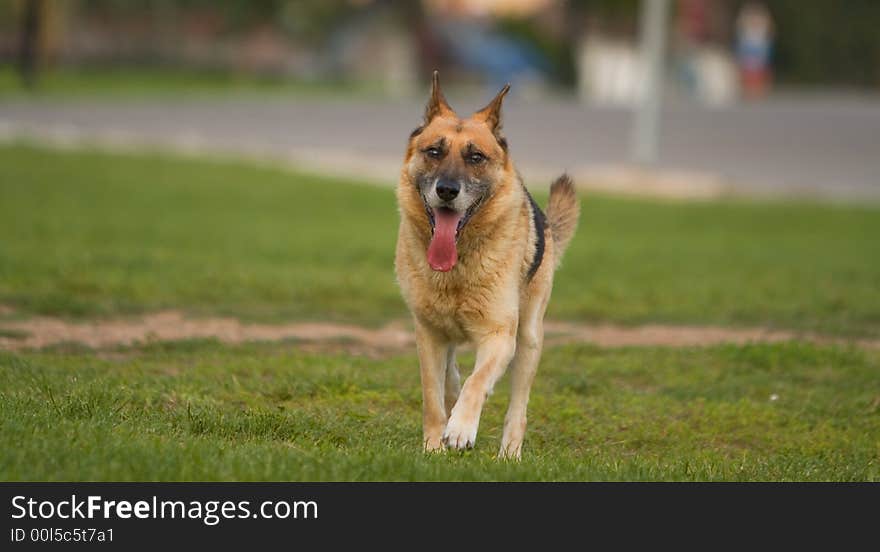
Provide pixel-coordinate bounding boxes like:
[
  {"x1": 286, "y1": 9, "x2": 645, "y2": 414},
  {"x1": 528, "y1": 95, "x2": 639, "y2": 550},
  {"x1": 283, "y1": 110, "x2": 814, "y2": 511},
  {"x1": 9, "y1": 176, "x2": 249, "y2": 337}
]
[{"x1": 426, "y1": 206, "x2": 475, "y2": 272}]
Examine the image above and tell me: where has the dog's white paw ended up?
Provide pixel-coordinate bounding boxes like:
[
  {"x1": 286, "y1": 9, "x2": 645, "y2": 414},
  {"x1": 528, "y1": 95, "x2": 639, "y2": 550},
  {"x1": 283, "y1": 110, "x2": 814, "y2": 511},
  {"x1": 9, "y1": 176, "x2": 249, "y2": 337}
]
[{"x1": 442, "y1": 411, "x2": 478, "y2": 450}]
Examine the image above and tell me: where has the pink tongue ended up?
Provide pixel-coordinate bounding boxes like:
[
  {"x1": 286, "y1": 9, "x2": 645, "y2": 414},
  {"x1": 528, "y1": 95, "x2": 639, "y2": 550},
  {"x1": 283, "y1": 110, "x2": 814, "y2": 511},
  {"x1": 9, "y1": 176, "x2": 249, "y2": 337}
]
[{"x1": 427, "y1": 209, "x2": 462, "y2": 272}]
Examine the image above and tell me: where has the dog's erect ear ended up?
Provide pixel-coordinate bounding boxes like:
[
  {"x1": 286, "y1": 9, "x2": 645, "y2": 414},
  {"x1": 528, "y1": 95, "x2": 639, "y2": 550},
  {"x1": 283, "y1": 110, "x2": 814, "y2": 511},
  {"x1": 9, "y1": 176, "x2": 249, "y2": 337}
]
[
  {"x1": 424, "y1": 70, "x2": 454, "y2": 124},
  {"x1": 474, "y1": 83, "x2": 511, "y2": 133}
]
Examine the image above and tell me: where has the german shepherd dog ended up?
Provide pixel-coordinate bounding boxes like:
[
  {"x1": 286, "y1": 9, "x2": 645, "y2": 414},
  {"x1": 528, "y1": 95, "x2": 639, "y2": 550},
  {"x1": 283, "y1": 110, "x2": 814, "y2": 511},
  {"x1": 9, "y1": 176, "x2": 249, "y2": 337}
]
[{"x1": 395, "y1": 72, "x2": 580, "y2": 459}]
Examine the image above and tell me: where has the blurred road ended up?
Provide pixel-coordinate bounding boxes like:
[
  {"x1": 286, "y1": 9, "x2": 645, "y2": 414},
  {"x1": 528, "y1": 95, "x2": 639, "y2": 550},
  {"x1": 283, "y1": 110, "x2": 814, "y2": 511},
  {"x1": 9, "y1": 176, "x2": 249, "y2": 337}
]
[{"x1": 2, "y1": 95, "x2": 879, "y2": 200}]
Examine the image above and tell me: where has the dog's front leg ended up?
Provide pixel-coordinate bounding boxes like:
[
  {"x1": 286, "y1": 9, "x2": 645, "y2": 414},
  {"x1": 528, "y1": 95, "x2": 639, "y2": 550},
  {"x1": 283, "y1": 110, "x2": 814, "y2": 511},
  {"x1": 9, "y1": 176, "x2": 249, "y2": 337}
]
[
  {"x1": 415, "y1": 321, "x2": 449, "y2": 452},
  {"x1": 443, "y1": 332, "x2": 516, "y2": 450}
]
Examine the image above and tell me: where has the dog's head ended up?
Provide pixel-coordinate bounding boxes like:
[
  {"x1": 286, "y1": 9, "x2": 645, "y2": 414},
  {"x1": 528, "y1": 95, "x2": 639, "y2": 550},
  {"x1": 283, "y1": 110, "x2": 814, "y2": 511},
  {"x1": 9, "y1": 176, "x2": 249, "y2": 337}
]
[{"x1": 404, "y1": 71, "x2": 512, "y2": 272}]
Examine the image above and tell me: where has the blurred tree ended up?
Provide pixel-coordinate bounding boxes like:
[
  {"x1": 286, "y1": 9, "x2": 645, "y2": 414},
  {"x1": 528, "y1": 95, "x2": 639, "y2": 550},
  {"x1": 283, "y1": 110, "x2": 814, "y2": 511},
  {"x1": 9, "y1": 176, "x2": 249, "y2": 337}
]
[
  {"x1": 75, "y1": 0, "x2": 360, "y2": 39},
  {"x1": 760, "y1": 0, "x2": 880, "y2": 87},
  {"x1": 496, "y1": 16, "x2": 576, "y2": 84},
  {"x1": 568, "y1": 0, "x2": 640, "y2": 29},
  {"x1": 18, "y1": 0, "x2": 43, "y2": 88}
]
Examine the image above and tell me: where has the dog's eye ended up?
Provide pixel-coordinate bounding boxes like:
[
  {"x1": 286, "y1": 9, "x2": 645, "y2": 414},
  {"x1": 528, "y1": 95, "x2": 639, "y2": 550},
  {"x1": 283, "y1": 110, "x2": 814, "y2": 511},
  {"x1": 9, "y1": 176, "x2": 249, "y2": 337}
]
[
  {"x1": 425, "y1": 147, "x2": 442, "y2": 159},
  {"x1": 467, "y1": 152, "x2": 486, "y2": 164}
]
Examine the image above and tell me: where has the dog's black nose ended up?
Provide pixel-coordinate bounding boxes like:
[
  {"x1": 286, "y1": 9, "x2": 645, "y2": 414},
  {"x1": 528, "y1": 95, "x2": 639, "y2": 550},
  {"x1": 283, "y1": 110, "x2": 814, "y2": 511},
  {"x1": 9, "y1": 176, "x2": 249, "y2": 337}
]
[{"x1": 435, "y1": 179, "x2": 460, "y2": 201}]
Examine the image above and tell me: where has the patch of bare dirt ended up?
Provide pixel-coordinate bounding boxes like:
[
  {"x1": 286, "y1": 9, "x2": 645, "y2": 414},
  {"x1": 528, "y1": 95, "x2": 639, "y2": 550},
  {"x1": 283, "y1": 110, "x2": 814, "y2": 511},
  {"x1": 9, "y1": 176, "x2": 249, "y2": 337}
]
[
  {"x1": 541, "y1": 321, "x2": 871, "y2": 348},
  {"x1": 0, "y1": 311, "x2": 412, "y2": 353},
  {"x1": 0, "y1": 311, "x2": 876, "y2": 353}
]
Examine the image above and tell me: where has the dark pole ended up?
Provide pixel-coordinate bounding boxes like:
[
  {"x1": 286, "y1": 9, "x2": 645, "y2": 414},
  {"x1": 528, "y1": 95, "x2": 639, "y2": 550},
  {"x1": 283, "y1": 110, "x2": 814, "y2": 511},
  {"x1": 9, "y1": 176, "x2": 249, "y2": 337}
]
[{"x1": 18, "y1": 0, "x2": 43, "y2": 89}]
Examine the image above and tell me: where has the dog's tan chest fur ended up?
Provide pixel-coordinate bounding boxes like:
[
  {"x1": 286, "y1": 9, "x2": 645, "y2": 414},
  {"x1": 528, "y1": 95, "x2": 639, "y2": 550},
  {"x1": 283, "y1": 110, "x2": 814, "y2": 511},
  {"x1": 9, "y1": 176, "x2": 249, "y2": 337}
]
[{"x1": 395, "y1": 209, "x2": 526, "y2": 342}]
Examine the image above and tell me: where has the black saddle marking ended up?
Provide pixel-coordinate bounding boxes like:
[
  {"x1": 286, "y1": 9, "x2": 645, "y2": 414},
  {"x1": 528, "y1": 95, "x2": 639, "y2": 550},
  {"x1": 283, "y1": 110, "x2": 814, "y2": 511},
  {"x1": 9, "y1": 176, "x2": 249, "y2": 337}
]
[{"x1": 525, "y1": 190, "x2": 546, "y2": 281}]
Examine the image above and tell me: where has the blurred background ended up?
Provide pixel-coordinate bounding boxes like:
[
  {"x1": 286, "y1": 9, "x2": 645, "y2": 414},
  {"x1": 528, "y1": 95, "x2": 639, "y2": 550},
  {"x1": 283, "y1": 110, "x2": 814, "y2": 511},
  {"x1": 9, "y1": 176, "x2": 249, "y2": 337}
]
[{"x1": 1, "y1": 0, "x2": 879, "y2": 199}]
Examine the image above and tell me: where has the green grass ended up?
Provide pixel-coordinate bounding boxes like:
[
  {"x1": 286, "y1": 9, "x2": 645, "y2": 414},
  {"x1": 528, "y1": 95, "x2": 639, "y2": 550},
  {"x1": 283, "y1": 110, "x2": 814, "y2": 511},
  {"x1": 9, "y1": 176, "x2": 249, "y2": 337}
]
[
  {"x1": 1, "y1": 341, "x2": 877, "y2": 481},
  {"x1": 1, "y1": 143, "x2": 879, "y2": 336},
  {"x1": 1, "y1": 143, "x2": 878, "y2": 481},
  {"x1": 0, "y1": 67, "x2": 378, "y2": 100}
]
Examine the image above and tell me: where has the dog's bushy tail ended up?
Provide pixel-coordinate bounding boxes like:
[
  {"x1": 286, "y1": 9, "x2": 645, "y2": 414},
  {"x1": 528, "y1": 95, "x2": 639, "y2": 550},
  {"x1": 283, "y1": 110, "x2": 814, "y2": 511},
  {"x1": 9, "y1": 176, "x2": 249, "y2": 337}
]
[{"x1": 546, "y1": 174, "x2": 580, "y2": 266}]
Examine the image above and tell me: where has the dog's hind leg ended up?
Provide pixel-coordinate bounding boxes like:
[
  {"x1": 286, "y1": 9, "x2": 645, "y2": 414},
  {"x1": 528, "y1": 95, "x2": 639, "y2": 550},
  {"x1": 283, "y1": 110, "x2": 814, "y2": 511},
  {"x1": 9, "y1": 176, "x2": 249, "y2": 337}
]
[
  {"x1": 444, "y1": 345, "x2": 461, "y2": 415},
  {"x1": 415, "y1": 322, "x2": 449, "y2": 452},
  {"x1": 499, "y1": 291, "x2": 550, "y2": 460}
]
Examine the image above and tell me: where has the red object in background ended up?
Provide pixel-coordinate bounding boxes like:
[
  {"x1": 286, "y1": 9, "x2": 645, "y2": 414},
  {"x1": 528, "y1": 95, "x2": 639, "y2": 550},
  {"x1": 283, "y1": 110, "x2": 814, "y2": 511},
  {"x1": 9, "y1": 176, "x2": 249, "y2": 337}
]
[
  {"x1": 678, "y1": 0, "x2": 710, "y2": 44},
  {"x1": 741, "y1": 66, "x2": 771, "y2": 99}
]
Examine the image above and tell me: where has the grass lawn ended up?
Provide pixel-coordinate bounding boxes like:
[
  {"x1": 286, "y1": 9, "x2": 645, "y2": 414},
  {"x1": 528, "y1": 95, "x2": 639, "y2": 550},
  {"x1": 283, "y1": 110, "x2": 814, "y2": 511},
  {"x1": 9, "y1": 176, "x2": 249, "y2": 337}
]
[
  {"x1": 2, "y1": 341, "x2": 878, "y2": 481},
  {"x1": 0, "y1": 67, "x2": 377, "y2": 100},
  {"x1": 1, "y1": 144, "x2": 879, "y2": 336},
  {"x1": 1, "y1": 143, "x2": 879, "y2": 481}
]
